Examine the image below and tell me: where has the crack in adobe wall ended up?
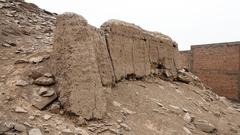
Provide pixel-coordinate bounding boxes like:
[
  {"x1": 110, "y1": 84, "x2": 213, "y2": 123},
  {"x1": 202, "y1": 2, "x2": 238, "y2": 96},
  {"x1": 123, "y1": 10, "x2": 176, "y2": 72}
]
[{"x1": 101, "y1": 20, "x2": 178, "y2": 82}]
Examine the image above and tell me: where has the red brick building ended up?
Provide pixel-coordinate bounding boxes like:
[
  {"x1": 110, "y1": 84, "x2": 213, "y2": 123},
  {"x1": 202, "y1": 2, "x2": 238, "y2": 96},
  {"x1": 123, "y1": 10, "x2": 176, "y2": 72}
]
[{"x1": 179, "y1": 42, "x2": 240, "y2": 101}]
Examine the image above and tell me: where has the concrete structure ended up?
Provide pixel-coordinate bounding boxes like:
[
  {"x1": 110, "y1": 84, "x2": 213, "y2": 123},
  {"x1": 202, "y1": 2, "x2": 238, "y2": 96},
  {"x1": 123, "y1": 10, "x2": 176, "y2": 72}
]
[{"x1": 180, "y1": 42, "x2": 240, "y2": 101}]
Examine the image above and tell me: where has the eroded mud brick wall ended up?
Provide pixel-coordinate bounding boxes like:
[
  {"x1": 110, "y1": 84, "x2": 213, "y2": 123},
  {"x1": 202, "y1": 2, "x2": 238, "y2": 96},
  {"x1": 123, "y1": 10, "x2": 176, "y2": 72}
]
[
  {"x1": 101, "y1": 20, "x2": 179, "y2": 81},
  {"x1": 180, "y1": 42, "x2": 240, "y2": 101},
  {"x1": 51, "y1": 13, "x2": 113, "y2": 119},
  {"x1": 51, "y1": 13, "x2": 180, "y2": 119}
]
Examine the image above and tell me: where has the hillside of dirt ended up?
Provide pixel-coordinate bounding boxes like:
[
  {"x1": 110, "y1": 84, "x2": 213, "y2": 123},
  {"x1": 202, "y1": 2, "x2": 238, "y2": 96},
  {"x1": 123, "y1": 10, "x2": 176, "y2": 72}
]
[{"x1": 0, "y1": 1, "x2": 240, "y2": 135}]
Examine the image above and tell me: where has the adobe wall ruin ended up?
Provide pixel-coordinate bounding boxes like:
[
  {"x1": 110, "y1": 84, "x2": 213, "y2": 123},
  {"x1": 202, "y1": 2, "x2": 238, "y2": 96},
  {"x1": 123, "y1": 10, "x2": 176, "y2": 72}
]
[
  {"x1": 180, "y1": 42, "x2": 240, "y2": 101},
  {"x1": 51, "y1": 13, "x2": 179, "y2": 119}
]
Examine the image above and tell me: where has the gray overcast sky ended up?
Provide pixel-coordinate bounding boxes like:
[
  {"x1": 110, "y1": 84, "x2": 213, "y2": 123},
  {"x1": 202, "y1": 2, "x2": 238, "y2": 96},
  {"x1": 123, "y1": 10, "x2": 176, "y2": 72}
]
[{"x1": 26, "y1": 0, "x2": 240, "y2": 50}]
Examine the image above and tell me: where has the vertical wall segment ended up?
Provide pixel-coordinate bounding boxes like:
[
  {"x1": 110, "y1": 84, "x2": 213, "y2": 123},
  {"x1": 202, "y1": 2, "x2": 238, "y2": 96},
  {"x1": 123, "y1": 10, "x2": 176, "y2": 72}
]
[
  {"x1": 101, "y1": 20, "x2": 179, "y2": 81},
  {"x1": 51, "y1": 13, "x2": 113, "y2": 119}
]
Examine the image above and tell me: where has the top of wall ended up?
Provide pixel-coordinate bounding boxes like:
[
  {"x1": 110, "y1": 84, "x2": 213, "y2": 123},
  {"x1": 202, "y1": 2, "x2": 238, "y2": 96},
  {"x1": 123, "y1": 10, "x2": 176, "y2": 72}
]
[
  {"x1": 191, "y1": 41, "x2": 240, "y2": 49},
  {"x1": 101, "y1": 19, "x2": 177, "y2": 48}
]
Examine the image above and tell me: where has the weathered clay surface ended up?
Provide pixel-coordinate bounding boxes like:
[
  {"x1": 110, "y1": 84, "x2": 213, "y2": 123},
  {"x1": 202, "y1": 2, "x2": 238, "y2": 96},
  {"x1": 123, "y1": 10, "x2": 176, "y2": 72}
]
[
  {"x1": 51, "y1": 13, "x2": 110, "y2": 119},
  {"x1": 101, "y1": 20, "x2": 179, "y2": 81}
]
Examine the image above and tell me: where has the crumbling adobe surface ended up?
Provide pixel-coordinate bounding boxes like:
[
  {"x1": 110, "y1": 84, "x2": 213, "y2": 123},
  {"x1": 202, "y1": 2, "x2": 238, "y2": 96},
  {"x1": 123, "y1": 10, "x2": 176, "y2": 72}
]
[
  {"x1": 51, "y1": 14, "x2": 180, "y2": 119},
  {"x1": 101, "y1": 20, "x2": 179, "y2": 81},
  {"x1": 51, "y1": 13, "x2": 111, "y2": 119}
]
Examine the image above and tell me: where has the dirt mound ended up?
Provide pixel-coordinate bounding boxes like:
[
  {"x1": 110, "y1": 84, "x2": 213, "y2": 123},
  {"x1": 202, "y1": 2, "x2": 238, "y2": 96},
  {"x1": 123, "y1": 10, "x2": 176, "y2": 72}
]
[{"x1": 0, "y1": 1, "x2": 240, "y2": 135}]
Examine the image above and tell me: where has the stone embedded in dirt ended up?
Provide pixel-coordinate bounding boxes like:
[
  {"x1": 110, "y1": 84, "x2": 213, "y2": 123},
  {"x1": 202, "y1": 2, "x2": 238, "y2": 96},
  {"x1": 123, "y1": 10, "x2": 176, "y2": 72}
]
[
  {"x1": 42, "y1": 89, "x2": 55, "y2": 97},
  {"x1": 14, "y1": 123, "x2": 26, "y2": 132},
  {"x1": 38, "y1": 87, "x2": 48, "y2": 96},
  {"x1": 183, "y1": 127, "x2": 192, "y2": 135},
  {"x1": 61, "y1": 129, "x2": 74, "y2": 135},
  {"x1": 43, "y1": 73, "x2": 53, "y2": 78},
  {"x1": 16, "y1": 80, "x2": 29, "y2": 86},
  {"x1": 43, "y1": 114, "x2": 52, "y2": 120},
  {"x1": 177, "y1": 71, "x2": 192, "y2": 84},
  {"x1": 28, "y1": 71, "x2": 44, "y2": 80},
  {"x1": 183, "y1": 113, "x2": 193, "y2": 123},
  {"x1": 29, "y1": 128, "x2": 43, "y2": 135},
  {"x1": 194, "y1": 120, "x2": 217, "y2": 133},
  {"x1": 0, "y1": 122, "x2": 10, "y2": 134},
  {"x1": 0, "y1": 3, "x2": 3, "y2": 9},
  {"x1": 15, "y1": 106, "x2": 27, "y2": 113},
  {"x1": 50, "y1": 102, "x2": 61, "y2": 113},
  {"x1": 122, "y1": 107, "x2": 136, "y2": 115},
  {"x1": 33, "y1": 76, "x2": 55, "y2": 86},
  {"x1": 38, "y1": 87, "x2": 55, "y2": 97},
  {"x1": 113, "y1": 101, "x2": 122, "y2": 107},
  {"x1": 2, "y1": 43, "x2": 11, "y2": 47},
  {"x1": 28, "y1": 116, "x2": 35, "y2": 120},
  {"x1": 75, "y1": 127, "x2": 89, "y2": 135},
  {"x1": 29, "y1": 55, "x2": 50, "y2": 64},
  {"x1": 14, "y1": 59, "x2": 29, "y2": 64},
  {"x1": 0, "y1": 0, "x2": 6, "y2": 2},
  {"x1": 32, "y1": 92, "x2": 57, "y2": 110},
  {"x1": 120, "y1": 123, "x2": 131, "y2": 131}
]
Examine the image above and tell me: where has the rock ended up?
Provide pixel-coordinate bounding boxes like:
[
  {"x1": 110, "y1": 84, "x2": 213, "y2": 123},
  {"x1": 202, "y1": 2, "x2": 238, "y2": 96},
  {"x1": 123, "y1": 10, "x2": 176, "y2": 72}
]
[
  {"x1": 0, "y1": 3, "x2": 3, "y2": 9},
  {"x1": 38, "y1": 87, "x2": 55, "y2": 97},
  {"x1": 29, "y1": 57, "x2": 43, "y2": 64},
  {"x1": 14, "y1": 59, "x2": 29, "y2": 64},
  {"x1": 194, "y1": 120, "x2": 217, "y2": 133},
  {"x1": 28, "y1": 71, "x2": 43, "y2": 80},
  {"x1": 74, "y1": 127, "x2": 89, "y2": 135},
  {"x1": 29, "y1": 55, "x2": 50, "y2": 64},
  {"x1": 28, "y1": 116, "x2": 35, "y2": 120},
  {"x1": 42, "y1": 89, "x2": 55, "y2": 97},
  {"x1": 29, "y1": 128, "x2": 43, "y2": 135},
  {"x1": 38, "y1": 87, "x2": 48, "y2": 96},
  {"x1": 32, "y1": 92, "x2": 57, "y2": 110},
  {"x1": 14, "y1": 123, "x2": 26, "y2": 132},
  {"x1": 50, "y1": 102, "x2": 61, "y2": 113},
  {"x1": 177, "y1": 69, "x2": 203, "y2": 87},
  {"x1": 15, "y1": 106, "x2": 27, "y2": 113},
  {"x1": 62, "y1": 129, "x2": 74, "y2": 135},
  {"x1": 43, "y1": 114, "x2": 52, "y2": 120},
  {"x1": 0, "y1": 0, "x2": 6, "y2": 2},
  {"x1": 177, "y1": 71, "x2": 192, "y2": 83},
  {"x1": 235, "y1": 109, "x2": 240, "y2": 112},
  {"x1": 0, "y1": 122, "x2": 10, "y2": 134},
  {"x1": 113, "y1": 101, "x2": 121, "y2": 107},
  {"x1": 77, "y1": 116, "x2": 87, "y2": 126},
  {"x1": 5, "y1": 41, "x2": 16, "y2": 46},
  {"x1": 35, "y1": 36, "x2": 42, "y2": 39},
  {"x1": 43, "y1": 73, "x2": 53, "y2": 78},
  {"x1": 183, "y1": 127, "x2": 192, "y2": 135},
  {"x1": 122, "y1": 107, "x2": 136, "y2": 115},
  {"x1": 33, "y1": 76, "x2": 55, "y2": 86},
  {"x1": 16, "y1": 80, "x2": 28, "y2": 86},
  {"x1": 2, "y1": 43, "x2": 11, "y2": 47},
  {"x1": 183, "y1": 113, "x2": 193, "y2": 123},
  {"x1": 120, "y1": 123, "x2": 131, "y2": 131},
  {"x1": 163, "y1": 70, "x2": 173, "y2": 78}
]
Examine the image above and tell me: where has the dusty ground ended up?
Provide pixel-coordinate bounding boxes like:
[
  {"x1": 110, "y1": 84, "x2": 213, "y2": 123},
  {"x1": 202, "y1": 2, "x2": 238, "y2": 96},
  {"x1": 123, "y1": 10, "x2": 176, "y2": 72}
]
[{"x1": 0, "y1": 0, "x2": 240, "y2": 135}]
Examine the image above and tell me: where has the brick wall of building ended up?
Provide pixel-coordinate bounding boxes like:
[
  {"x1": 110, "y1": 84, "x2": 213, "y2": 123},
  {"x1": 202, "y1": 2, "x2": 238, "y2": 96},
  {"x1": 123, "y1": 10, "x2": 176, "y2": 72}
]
[
  {"x1": 178, "y1": 51, "x2": 191, "y2": 70},
  {"x1": 180, "y1": 42, "x2": 240, "y2": 101}
]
